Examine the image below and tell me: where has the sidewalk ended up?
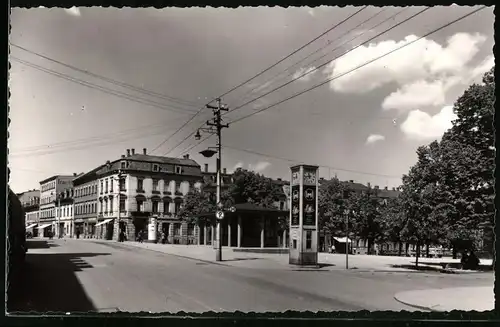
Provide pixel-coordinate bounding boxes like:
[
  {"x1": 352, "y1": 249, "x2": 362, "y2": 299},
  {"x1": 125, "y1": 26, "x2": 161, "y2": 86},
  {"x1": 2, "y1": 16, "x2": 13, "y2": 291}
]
[
  {"x1": 394, "y1": 286, "x2": 494, "y2": 312},
  {"x1": 85, "y1": 239, "x2": 435, "y2": 272}
]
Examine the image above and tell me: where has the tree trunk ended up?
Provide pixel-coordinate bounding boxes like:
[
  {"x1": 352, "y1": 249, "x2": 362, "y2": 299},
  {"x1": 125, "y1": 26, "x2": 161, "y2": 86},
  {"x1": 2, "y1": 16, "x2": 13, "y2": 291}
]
[
  {"x1": 452, "y1": 245, "x2": 457, "y2": 259},
  {"x1": 425, "y1": 241, "x2": 430, "y2": 258},
  {"x1": 367, "y1": 238, "x2": 372, "y2": 255},
  {"x1": 398, "y1": 241, "x2": 403, "y2": 256},
  {"x1": 405, "y1": 243, "x2": 409, "y2": 256}
]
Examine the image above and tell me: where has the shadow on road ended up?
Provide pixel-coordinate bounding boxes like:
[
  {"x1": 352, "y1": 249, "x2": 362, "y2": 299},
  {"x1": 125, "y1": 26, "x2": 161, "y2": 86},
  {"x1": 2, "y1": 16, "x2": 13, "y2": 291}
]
[
  {"x1": 7, "y1": 252, "x2": 111, "y2": 314},
  {"x1": 223, "y1": 257, "x2": 260, "y2": 262},
  {"x1": 26, "y1": 240, "x2": 60, "y2": 249}
]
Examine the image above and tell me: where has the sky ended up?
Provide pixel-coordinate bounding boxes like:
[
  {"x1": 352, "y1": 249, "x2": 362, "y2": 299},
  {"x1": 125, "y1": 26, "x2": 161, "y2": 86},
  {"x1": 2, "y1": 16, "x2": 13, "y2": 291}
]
[{"x1": 8, "y1": 5, "x2": 494, "y2": 193}]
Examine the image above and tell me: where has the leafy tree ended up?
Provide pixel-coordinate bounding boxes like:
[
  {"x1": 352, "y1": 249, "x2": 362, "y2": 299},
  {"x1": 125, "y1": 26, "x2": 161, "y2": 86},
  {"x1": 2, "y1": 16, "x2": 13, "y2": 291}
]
[
  {"x1": 378, "y1": 196, "x2": 406, "y2": 256},
  {"x1": 318, "y1": 178, "x2": 348, "y2": 236},
  {"x1": 229, "y1": 168, "x2": 282, "y2": 207}
]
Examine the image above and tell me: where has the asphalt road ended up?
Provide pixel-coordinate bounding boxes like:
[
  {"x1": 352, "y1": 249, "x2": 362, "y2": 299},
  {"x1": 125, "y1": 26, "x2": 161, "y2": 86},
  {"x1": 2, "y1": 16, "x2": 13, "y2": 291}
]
[{"x1": 8, "y1": 239, "x2": 493, "y2": 313}]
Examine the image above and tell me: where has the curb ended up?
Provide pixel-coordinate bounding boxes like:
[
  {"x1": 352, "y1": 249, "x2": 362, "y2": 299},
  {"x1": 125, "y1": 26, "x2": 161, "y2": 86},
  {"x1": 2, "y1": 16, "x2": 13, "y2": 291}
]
[{"x1": 393, "y1": 294, "x2": 438, "y2": 312}]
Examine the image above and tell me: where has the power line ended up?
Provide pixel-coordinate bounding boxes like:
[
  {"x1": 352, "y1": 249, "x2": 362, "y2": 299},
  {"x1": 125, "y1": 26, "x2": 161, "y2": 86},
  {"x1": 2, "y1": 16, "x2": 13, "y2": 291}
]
[
  {"x1": 222, "y1": 144, "x2": 402, "y2": 179},
  {"x1": 10, "y1": 119, "x2": 184, "y2": 153},
  {"x1": 155, "y1": 7, "x2": 368, "y2": 156},
  {"x1": 227, "y1": 7, "x2": 431, "y2": 117},
  {"x1": 11, "y1": 57, "x2": 199, "y2": 115},
  {"x1": 8, "y1": 127, "x2": 173, "y2": 158},
  {"x1": 10, "y1": 43, "x2": 202, "y2": 108},
  {"x1": 228, "y1": 5, "x2": 483, "y2": 126},
  {"x1": 235, "y1": 7, "x2": 392, "y2": 105},
  {"x1": 215, "y1": 6, "x2": 368, "y2": 101}
]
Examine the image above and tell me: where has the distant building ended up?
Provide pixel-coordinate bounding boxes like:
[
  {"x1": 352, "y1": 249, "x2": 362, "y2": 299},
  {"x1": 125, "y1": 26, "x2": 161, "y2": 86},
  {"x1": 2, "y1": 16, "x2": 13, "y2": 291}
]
[
  {"x1": 38, "y1": 175, "x2": 75, "y2": 237},
  {"x1": 56, "y1": 187, "x2": 75, "y2": 238},
  {"x1": 17, "y1": 189, "x2": 40, "y2": 236},
  {"x1": 72, "y1": 167, "x2": 102, "y2": 238}
]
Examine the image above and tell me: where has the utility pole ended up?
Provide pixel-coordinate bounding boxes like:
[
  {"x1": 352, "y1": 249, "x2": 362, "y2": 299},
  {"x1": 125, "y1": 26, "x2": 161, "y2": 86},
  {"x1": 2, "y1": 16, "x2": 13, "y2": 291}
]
[
  {"x1": 115, "y1": 170, "x2": 124, "y2": 241},
  {"x1": 57, "y1": 195, "x2": 61, "y2": 239},
  {"x1": 196, "y1": 98, "x2": 229, "y2": 262},
  {"x1": 345, "y1": 209, "x2": 349, "y2": 270}
]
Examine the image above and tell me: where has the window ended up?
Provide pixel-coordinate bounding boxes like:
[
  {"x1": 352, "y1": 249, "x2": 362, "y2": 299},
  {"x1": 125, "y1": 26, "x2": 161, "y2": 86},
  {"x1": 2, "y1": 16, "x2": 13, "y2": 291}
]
[
  {"x1": 119, "y1": 178, "x2": 126, "y2": 191},
  {"x1": 100, "y1": 181, "x2": 103, "y2": 194},
  {"x1": 109, "y1": 198, "x2": 114, "y2": 213},
  {"x1": 153, "y1": 164, "x2": 159, "y2": 172},
  {"x1": 105, "y1": 180, "x2": 109, "y2": 193},
  {"x1": 152, "y1": 201, "x2": 159, "y2": 213},
  {"x1": 119, "y1": 197, "x2": 126, "y2": 211},
  {"x1": 175, "y1": 166, "x2": 182, "y2": 174},
  {"x1": 306, "y1": 231, "x2": 312, "y2": 249},
  {"x1": 293, "y1": 240, "x2": 297, "y2": 249},
  {"x1": 280, "y1": 201, "x2": 285, "y2": 211},
  {"x1": 137, "y1": 200, "x2": 144, "y2": 212},
  {"x1": 174, "y1": 223, "x2": 181, "y2": 236},
  {"x1": 120, "y1": 161, "x2": 126, "y2": 169},
  {"x1": 187, "y1": 224, "x2": 194, "y2": 236},
  {"x1": 110, "y1": 179, "x2": 114, "y2": 193},
  {"x1": 164, "y1": 201, "x2": 170, "y2": 213},
  {"x1": 137, "y1": 178, "x2": 144, "y2": 191},
  {"x1": 174, "y1": 202, "x2": 181, "y2": 214},
  {"x1": 152, "y1": 179, "x2": 159, "y2": 191}
]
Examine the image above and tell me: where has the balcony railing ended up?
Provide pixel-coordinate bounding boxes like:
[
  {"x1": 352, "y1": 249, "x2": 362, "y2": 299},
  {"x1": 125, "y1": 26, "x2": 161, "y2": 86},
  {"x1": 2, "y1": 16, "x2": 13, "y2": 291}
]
[
  {"x1": 163, "y1": 191, "x2": 172, "y2": 195},
  {"x1": 152, "y1": 190, "x2": 161, "y2": 194},
  {"x1": 174, "y1": 191, "x2": 183, "y2": 196},
  {"x1": 136, "y1": 189, "x2": 145, "y2": 193}
]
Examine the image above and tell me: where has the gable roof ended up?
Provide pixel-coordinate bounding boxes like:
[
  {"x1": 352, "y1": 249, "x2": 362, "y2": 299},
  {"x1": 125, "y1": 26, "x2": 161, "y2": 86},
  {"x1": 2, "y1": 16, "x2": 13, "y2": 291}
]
[{"x1": 125, "y1": 154, "x2": 200, "y2": 167}]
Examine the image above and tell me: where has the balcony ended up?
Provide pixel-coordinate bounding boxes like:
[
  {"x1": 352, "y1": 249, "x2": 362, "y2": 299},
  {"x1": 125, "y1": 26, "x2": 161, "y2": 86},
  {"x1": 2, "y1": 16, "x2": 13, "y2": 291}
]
[
  {"x1": 131, "y1": 211, "x2": 150, "y2": 218},
  {"x1": 152, "y1": 190, "x2": 161, "y2": 195},
  {"x1": 136, "y1": 189, "x2": 145, "y2": 193},
  {"x1": 174, "y1": 191, "x2": 183, "y2": 196},
  {"x1": 163, "y1": 191, "x2": 172, "y2": 195}
]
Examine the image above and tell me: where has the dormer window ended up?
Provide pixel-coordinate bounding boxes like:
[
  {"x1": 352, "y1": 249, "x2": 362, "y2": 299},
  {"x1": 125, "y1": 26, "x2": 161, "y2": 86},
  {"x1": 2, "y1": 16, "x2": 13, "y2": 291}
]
[
  {"x1": 120, "y1": 161, "x2": 127, "y2": 169},
  {"x1": 175, "y1": 166, "x2": 182, "y2": 174},
  {"x1": 153, "y1": 164, "x2": 159, "y2": 172}
]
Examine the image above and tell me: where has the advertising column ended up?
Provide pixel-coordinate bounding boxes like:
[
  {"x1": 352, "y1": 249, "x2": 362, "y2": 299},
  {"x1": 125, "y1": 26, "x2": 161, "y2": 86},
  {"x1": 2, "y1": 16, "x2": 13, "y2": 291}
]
[{"x1": 289, "y1": 164, "x2": 319, "y2": 266}]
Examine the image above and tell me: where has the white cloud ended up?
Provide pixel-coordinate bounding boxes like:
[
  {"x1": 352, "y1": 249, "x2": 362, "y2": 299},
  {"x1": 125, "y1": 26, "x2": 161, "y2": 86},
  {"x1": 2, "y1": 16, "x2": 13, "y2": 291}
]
[
  {"x1": 366, "y1": 134, "x2": 386, "y2": 145},
  {"x1": 382, "y1": 79, "x2": 449, "y2": 112},
  {"x1": 292, "y1": 66, "x2": 317, "y2": 82},
  {"x1": 400, "y1": 106, "x2": 458, "y2": 141},
  {"x1": 64, "y1": 7, "x2": 81, "y2": 17},
  {"x1": 326, "y1": 33, "x2": 486, "y2": 93},
  {"x1": 248, "y1": 161, "x2": 271, "y2": 173}
]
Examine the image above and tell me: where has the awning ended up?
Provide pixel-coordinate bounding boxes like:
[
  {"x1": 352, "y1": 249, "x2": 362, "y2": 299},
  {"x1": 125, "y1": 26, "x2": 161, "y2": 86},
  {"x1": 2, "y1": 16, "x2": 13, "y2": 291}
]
[
  {"x1": 26, "y1": 223, "x2": 37, "y2": 229},
  {"x1": 95, "y1": 218, "x2": 113, "y2": 227},
  {"x1": 37, "y1": 223, "x2": 52, "y2": 230},
  {"x1": 333, "y1": 237, "x2": 352, "y2": 243}
]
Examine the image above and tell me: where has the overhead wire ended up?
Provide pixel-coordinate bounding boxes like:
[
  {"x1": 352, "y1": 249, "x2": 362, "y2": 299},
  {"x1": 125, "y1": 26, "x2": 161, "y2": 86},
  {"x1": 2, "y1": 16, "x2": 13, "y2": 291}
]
[
  {"x1": 153, "y1": 7, "x2": 368, "y2": 156},
  {"x1": 227, "y1": 6, "x2": 485, "y2": 126},
  {"x1": 226, "y1": 7, "x2": 431, "y2": 117},
  {"x1": 236, "y1": 7, "x2": 392, "y2": 104},
  {"x1": 10, "y1": 43, "x2": 202, "y2": 108},
  {"x1": 11, "y1": 57, "x2": 199, "y2": 115}
]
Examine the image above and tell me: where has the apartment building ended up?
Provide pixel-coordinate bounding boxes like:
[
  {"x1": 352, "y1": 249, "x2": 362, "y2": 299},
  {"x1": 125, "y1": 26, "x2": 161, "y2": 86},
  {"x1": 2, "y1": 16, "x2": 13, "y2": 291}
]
[
  {"x1": 38, "y1": 175, "x2": 75, "y2": 237},
  {"x1": 56, "y1": 187, "x2": 75, "y2": 238},
  {"x1": 72, "y1": 166, "x2": 102, "y2": 238},
  {"x1": 17, "y1": 189, "x2": 40, "y2": 236},
  {"x1": 94, "y1": 148, "x2": 203, "y2": 243}
]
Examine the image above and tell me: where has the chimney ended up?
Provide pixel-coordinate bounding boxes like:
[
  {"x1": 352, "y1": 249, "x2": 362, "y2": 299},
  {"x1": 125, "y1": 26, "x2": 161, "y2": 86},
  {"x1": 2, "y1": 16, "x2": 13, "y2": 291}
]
[
  {"x1": 367, "y1": 182, "x2": 371, "y2": 188},
  {"x1": 126, "y1": 149, "x2": 131, "y2": 157},
  {"x1": 223, "y1": 168, "x2": 227, "y2": 174},
  {"x1": 73, "y1": 173, "x2": 77, "y2": 177},
  {"x1": 277, "y1": 178, "x2": 282, "y2": 181},
  {"x1": 374, "y1": 185, "x2": 379, "y2": 190},
  {"x1": 384, "y1": 186, "x2": 388, "y2": 190},
  {"x1": 131, "y1": 148, "x2": 135, "y2": 155},
  {"x1": 143, "y1": 148, "x2": 147, "y2": 155},
  {"x1": 204, "y1": 164, "x2": 208, "y2": 173},
  {"x1": 349, "y1": 180, "x2": 354, "y2": 183},
  {"x1": 392, "y1": 187, "x2": 396, "y2": 191},
  {"x1": 121, "y1": 155, "x2": 125, "y2": 159}
]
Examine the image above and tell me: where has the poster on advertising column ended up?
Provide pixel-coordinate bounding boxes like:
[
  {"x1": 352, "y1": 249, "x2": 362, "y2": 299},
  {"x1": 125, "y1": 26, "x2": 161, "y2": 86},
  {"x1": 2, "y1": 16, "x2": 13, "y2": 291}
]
[
  {"x1": 291, "y1": 185, "x2": 300, "y2": 226},
  {"x1": 302, "y1": 186, "x2": 316, "y2": 226}
]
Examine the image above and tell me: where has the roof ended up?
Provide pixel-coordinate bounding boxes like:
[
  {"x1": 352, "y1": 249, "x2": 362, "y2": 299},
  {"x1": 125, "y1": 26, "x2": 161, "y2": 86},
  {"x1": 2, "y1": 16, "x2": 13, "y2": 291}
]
[
  {"x1": 196, "y1": 202, "x2": 287, "y2": 218},
  {"x1": 72, "y1": 165, "x2": 105, "y2": 184},
  {"x1": 39, "y1": 175, "x2": 74, "y2": 185},
  {"x1": 125, "y1": 154, "x2": 200, "y2": 167}
]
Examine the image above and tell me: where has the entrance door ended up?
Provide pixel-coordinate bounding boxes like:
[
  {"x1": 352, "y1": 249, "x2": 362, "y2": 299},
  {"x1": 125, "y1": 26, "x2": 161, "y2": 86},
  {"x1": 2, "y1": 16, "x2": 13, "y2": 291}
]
[{"x1": 133, "y1": 219, "x2": 147, "y2": 239}]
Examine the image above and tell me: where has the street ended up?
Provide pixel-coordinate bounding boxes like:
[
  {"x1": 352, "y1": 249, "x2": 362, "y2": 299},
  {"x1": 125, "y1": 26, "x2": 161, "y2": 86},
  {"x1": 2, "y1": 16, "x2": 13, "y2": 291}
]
[{"x1": 8, "y1": 239, "x2": 493, "y2": 313}]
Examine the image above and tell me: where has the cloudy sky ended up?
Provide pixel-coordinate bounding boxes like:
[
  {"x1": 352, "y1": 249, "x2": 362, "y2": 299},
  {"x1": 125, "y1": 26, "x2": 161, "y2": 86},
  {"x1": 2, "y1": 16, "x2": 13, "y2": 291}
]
[{"x1": 9, "y1": 5, "x2": 494, "y2": 192}]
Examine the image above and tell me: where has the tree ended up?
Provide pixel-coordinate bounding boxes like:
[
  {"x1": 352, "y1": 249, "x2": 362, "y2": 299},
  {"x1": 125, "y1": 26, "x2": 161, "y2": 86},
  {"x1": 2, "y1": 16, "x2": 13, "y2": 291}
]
[
  {"x1": 229, "y1": 168, "x2": 283, "y2": 207},
  {"x1": 378, "y1": 196, "x2": 406, "y2": 256},
  {"x1": 318, "y1": 178, "x2": 348, "y2": 236}
]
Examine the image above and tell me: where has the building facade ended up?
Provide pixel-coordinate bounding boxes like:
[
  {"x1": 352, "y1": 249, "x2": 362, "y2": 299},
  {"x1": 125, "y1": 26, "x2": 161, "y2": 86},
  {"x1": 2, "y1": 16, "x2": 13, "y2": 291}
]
[
  {"x1": 38, "y1": 175, "x2": 75, "y2": 237},
  {"x1": 72, "y1": 167, "x2": 102, "y2": 238},
  {"x1": 94, "y1": 148, "x2": 204, "y2": 243},
  {"x1": 56, "y1": 187, "x2": 75, "y2": 238},
  {"x1": 17, "y1": 189, "x2": 40, "y2": 236}
]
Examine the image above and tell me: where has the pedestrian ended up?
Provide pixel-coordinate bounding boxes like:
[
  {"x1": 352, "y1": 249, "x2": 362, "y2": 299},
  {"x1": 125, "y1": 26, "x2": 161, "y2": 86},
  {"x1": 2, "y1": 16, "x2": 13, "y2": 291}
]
[
  {"x1": 330, "y1": 244, "x2": 336, "y2": 254},
  {"x1": 161, "y1": 231, "x2": 166, "y2": 244}
]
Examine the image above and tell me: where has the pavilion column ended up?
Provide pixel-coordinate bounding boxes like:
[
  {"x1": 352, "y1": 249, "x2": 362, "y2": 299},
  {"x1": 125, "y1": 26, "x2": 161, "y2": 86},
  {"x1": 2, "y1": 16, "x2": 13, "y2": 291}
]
[
  {"x1": 211, "y1": 225, "x2": 215, "y2": 245},
  {"x1": 282, "y1": 229, "x2": 287, "y2": 248},
  {"x1": 203, "y1": 225, "x2": 208, "y2": 245},
  {"x1": 237, "y1": 215, "x2": 242, "y2": 248},
  {"x1": 260, "y1": 216, "x2": 265, "y2": 249},
  {"x1": 227, "y1": 218, "x2": 232, "y2": 247},
  {"x1": 196, "y1": 224, "x2": 201, "y2": 245}
]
